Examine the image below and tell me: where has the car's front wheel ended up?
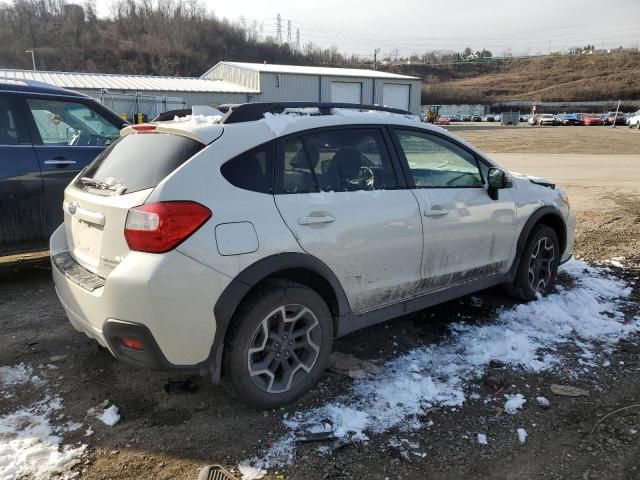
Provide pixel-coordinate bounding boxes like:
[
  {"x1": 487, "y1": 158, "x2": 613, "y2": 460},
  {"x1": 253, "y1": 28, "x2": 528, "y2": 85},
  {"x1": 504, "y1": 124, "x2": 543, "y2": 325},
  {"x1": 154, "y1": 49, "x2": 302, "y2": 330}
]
[
  {"x1": 507, "y1": 225, "x2": 560, "y2": 301},
  {"x1": 224, "y1": 279, "x2": 333, "y2": 408}
]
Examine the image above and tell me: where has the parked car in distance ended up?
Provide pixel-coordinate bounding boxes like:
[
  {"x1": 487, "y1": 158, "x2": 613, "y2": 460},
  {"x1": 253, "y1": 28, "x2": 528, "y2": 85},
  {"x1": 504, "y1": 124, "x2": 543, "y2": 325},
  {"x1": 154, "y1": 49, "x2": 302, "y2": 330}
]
[
  {"x1": 582, "y1": 114, "x2": 604, "y2": 126},
  {"x1": 484, "y1": 114, "x2": 495, "y2": 122},
  {"x1": 605, "y1": 112, "x2": 626, "y2": 126},
  {"x1": 0, "y1": 78, "x2": 127, "y2": 256},
  {"x1": 494, "y1": 114, "x2": 502, "y2": 122},
  {"x1": 471, "y1": 115, "x2": 482, "y2": 122},
  {"x1": 435, "y1": 115, "x2": 451, "y2": 125},
  {"x1": 461, "y1": 115, "x2": 471, "y2": 122},
  {"x1": 537, "y1": 114, "x2": 557, "y2": 126},
  {"x1": 628, "y1": 110, "x2": 640, "y2": 129},
  {"x1": 558, "y1": 113, "x2": 581, "y2": 126},
  {"x1": 51, "y1": 102, "x2": 576, "y2": 408},
  {"x1": 447, "y1": 114, "x2": 462, "y2": 122}
]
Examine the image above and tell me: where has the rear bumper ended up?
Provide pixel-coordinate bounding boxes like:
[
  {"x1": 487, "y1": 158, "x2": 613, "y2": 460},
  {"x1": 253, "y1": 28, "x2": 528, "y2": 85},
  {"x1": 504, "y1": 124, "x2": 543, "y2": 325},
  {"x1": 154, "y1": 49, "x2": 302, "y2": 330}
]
[{"x1": 50, "y1": 224, "x2": 233, "y2": 371}]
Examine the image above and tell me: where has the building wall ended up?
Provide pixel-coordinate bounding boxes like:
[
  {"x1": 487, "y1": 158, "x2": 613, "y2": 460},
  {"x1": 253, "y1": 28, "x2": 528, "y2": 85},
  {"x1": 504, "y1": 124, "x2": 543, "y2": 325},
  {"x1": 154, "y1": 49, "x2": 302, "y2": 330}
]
[{"x1": 259, "y1": 72, "x2": 321, "y2": 102}]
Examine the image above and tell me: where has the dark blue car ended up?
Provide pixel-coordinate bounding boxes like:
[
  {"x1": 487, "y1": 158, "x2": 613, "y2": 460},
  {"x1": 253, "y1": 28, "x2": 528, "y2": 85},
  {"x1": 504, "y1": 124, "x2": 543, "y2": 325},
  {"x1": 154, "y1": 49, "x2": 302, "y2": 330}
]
[{"x1": 1, "y1": 78, "x2": 126, "y2": 255}]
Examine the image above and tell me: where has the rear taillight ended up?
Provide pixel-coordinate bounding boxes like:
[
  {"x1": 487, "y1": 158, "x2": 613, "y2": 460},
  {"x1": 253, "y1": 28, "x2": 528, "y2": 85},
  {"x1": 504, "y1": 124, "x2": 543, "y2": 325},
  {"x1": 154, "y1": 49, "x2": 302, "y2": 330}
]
[{"x1": 124, "y1": 201, "x2": 211, "y2": 253}]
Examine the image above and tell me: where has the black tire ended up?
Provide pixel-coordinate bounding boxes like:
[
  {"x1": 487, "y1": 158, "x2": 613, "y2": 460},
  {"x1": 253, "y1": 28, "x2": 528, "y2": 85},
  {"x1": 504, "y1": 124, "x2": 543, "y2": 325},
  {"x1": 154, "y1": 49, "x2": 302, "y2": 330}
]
[
  {"x1": 506, "y1": 225, "x2": 560, "y2": 301},
  {"x1": 224, "y1": 279, "x2": 333, "y2": 409}
]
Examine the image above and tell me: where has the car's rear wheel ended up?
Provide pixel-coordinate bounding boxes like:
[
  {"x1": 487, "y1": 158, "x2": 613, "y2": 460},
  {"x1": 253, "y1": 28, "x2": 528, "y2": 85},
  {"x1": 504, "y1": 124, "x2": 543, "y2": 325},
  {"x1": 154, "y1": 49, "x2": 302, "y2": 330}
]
[
  {"x1": 507, "y1": 225, "x2": 560, "y2": 301},
  {"x1": 224, "y1": 279, "x2": 333, "y2": 408}
]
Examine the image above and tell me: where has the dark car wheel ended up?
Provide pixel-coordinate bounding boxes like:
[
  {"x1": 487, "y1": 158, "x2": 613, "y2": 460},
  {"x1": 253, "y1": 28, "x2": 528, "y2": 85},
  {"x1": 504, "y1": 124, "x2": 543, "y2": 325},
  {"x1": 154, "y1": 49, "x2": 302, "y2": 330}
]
[
  {"x1": 507, "y1": 225, "x2": 560, "y2": 301},
  {"x1": 224, "y1": 279, "x2": 333, "y2": 408}
]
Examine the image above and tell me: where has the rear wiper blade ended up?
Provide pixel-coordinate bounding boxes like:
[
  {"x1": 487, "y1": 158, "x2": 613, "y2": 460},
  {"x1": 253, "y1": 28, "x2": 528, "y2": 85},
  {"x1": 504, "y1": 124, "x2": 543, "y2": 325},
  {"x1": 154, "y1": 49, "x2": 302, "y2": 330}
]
[{"x1": 79, "y1": 177, "x2": 114, "y2": 190}]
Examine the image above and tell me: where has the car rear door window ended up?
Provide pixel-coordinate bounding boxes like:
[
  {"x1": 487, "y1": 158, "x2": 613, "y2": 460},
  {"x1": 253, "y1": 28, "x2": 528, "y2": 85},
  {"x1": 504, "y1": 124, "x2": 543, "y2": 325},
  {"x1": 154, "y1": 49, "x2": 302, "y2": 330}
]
[
  {"x1": 220, "y1": 143, "x2": 274, "y2": 194},
  {"x1": 26, "y1": 98, "x2": 120, "y2": 146},
  {"x1": 394, "y1": 129, "x2": 483, "y2": 188},
  {"x1": 278, "y1": 128, "x2": 397, "y2": 193}
]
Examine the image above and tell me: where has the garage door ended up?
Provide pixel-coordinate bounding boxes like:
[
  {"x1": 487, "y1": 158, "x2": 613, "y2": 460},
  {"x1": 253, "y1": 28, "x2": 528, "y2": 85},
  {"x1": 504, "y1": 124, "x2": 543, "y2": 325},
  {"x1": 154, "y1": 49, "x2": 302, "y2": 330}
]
[
  {"x1": 383, "y1": 83, "x2": 410, "y2": 111},
  {"x1": 330, "y1": 82, "x2": 362, "y2": 104}
]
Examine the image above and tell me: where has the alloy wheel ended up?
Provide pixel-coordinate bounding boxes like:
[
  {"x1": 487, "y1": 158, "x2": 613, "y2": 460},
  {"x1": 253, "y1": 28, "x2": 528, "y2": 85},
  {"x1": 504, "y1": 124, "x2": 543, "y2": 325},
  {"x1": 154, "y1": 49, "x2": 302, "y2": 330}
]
[
  {"x1": 527, "y1": 236, "x2": 556, "y2": 293},
  {"x1": 247, "y1": 304, "x2": 321, "y2": 394}
]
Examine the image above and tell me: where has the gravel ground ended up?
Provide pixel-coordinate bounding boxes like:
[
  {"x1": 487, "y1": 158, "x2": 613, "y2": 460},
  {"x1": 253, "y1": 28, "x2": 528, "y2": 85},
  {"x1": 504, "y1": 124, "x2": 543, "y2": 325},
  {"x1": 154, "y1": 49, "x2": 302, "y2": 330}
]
[{"x1": 1, "y1": 126, "x2": 639, "y2": 480}]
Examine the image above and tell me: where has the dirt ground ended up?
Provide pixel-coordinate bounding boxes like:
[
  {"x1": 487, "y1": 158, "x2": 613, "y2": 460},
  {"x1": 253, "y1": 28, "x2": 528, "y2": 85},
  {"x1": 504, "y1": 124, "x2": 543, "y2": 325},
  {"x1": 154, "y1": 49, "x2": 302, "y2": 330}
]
[{"x1": 1, "y1": 126, "x2": 639, "y2": 480}]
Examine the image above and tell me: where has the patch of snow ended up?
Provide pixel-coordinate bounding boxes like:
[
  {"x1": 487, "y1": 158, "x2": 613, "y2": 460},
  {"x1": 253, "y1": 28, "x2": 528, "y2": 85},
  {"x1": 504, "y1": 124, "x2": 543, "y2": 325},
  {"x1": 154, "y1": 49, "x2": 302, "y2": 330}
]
[
  {"x1": 238, "y1": 460, "x2": 266, "y2": 480},
  {"x1": 0, "y1": 364, "x2": 85, "y2": 480},
  {"x1": 99, "y1": 405, "x2": 120, "y2": 427},
  {"x1": 262, "y1": 112, "x2": 303, "y2": 135},
  {"x1": 504, "y1": 394, "x2": 527, "y2": 414},
  {"x1": 0, "y1": 363, "x2": 46, "y2": 392},
  {"x1": 84, "y1": 426, "x2": 94, "y2": 437},
  {"x1": 477, "y1": 433, "x2": 488, "y2": 445},
  {"x1": 536, "y1": 396, "x2": 550, "y2": 408},
  {"x1": 517, "y1": 428, "x2": 528, "y2": 444},
  {"x1": 610, "y1": 256, "x2": 625, "y2": 268},
  {"x1": 240, "y1": 260, "x2": 639, "y2": 473}
]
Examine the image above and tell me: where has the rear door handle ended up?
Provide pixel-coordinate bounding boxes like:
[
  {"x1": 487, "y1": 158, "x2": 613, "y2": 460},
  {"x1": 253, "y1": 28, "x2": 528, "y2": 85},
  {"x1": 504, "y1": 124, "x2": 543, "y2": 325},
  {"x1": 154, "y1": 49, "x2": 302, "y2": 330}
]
[
  {"x1": 424, "y1": 207, "x2": 448, "y2": 217},
  {"x1": 298, "y1": 215, "x2": 335, "y2": 225}
]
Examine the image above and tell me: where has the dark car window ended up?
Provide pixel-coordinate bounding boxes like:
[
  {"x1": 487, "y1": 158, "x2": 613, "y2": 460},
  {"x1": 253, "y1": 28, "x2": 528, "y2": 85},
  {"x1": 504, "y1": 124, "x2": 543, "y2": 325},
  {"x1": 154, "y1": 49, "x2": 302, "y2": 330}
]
[
  {"x1": 74, "y1": 133, "x2": 203, "y2": 194},
  {"x1": 0, "y1": 96, "x2": 29, "y2": 145},
  {"x1": 26, "y1": 98, "x2": 120, "y2": 146},
  {"x1": 395, "y1": 129, "x2": 483, "y2": 188},
  {"x1": 220, "y1": 143, "x2": 274, "y2": 194},
  {"x1": 278, "y1": 128, "x2": 397, "y2": 194}
]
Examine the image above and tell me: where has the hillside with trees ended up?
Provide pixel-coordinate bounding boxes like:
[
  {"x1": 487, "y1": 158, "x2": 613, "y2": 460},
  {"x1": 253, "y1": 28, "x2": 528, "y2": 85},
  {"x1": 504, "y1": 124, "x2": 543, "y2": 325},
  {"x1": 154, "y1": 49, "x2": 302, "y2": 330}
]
[{"x1": 0, "y1": 0, "x2": 360, "y2": 76}]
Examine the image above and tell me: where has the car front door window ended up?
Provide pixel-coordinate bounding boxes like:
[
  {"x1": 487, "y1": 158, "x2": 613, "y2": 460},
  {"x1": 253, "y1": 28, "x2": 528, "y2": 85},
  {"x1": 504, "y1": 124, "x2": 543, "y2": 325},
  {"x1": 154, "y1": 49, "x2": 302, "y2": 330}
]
[
  {"x1": 26, "y1": 98, "x2": 120, "y2": 146},
  {"x1": 395, "y1": 130, "x2": 483, "y2": 188}
]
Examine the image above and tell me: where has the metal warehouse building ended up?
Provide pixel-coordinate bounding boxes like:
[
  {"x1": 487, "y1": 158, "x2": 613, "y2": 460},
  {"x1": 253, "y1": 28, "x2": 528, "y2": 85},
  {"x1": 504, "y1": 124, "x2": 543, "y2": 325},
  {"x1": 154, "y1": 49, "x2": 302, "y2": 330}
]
[
  {"x1": 202, "y1": 62, "x2": 422, "y2": 113},
  {"x1": 0, "y1": 69, "x2": 259, "y2": 120},
  {"x1": 0, "y1": 62, "x2": 421, "y2": 118}
]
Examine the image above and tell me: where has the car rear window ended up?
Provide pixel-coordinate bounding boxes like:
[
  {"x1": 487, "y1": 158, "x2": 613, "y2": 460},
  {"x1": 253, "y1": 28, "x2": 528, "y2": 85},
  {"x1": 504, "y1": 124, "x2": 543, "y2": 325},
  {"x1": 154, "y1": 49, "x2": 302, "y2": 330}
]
[{"x1": 74, "y1": 133, "x2": 204, "y2": 194}]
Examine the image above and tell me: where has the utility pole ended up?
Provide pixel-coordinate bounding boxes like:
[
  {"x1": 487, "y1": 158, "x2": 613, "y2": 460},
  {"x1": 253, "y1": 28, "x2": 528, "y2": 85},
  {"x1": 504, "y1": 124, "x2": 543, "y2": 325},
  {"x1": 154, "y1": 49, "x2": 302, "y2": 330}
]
[
  {"x1": 374, "y1": 48, "x2": 381, "y2": 70},
  {"x1": 296, "y1": 29, "x2": 300, "y2": 51},
  {"x1": 287, "y1": 19, "x2": 292, "y2": 44},
  {"x1": 25, "y1": 49, "x2": 36, "y2": 71},
  {"x1": 276, "y1": 14, "x2": 282, "y2": 45}
]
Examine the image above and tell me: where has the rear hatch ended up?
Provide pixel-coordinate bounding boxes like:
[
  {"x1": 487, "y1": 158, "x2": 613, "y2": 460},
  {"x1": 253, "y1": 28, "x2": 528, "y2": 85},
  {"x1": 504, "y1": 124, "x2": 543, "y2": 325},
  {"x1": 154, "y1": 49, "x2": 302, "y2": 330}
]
[{"x1": 62, "y1": 130, "x2": 207, "y2": 278}]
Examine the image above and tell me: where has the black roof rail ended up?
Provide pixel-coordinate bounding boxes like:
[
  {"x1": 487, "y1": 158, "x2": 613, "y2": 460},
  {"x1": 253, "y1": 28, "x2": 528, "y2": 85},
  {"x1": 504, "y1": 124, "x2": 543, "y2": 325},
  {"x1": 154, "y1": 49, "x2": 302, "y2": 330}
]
[{"x1": 221, "y1": 102, "x2": 416, "y2": 124}]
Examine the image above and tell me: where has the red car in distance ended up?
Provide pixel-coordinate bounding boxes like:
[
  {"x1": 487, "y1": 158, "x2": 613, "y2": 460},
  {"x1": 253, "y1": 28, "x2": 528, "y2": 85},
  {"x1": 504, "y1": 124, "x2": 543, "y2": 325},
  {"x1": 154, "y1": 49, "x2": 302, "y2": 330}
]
[
  {"x1": 582, "y1": 114, "x2": 604, "y2": 126},
  {"x1": 435, "y1": 115, "x2": 451, "y2": 126}
]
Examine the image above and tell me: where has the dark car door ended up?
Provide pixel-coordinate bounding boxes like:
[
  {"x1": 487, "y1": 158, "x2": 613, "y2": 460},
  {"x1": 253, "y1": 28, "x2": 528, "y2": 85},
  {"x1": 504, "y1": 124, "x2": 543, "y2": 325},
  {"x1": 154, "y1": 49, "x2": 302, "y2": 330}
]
[
  {"x1": 21, "y1": 96, "x2": 121, "y2": 239},
  {"x1": 0, "y1": 94, "x2": 44, "y2": 255}
]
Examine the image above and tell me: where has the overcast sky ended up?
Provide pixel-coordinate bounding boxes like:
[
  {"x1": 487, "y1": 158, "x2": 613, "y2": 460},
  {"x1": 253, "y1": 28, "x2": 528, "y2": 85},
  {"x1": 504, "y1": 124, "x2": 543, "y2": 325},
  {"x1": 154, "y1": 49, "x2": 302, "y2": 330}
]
[{"x1": 104, "y1": 0, "x2": 640, "y2": 57}]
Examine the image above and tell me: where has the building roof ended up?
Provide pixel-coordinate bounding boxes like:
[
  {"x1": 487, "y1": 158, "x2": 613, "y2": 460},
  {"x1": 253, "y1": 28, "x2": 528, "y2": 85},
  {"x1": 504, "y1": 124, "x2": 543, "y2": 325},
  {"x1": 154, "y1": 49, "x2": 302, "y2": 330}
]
[
  {"x1": 0, "y1": 69, "x2": 259, "y2": 94},
  {"x1": 211, "y1": 62, "x2": 421, "y2": 80}
]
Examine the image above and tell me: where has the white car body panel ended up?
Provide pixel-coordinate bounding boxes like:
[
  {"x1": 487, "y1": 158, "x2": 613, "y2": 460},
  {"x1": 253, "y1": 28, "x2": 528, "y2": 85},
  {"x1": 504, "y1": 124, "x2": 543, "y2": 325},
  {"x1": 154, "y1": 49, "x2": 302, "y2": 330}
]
[
  {"x1": 275, "y1": 189, "x2": 423, "y2": 312},
  {"x1": 413, "y1": 187, "x2": 517, "y2": 289}
]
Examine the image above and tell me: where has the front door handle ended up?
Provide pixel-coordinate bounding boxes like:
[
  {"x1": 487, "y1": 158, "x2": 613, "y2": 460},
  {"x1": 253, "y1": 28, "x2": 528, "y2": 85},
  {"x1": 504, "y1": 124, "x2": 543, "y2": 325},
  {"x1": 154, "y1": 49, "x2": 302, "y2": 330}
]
[
  {"x1": 298, "y1": 215, "x2": 335, "y2": 225},
  {"x1": 45, "y1": 159, "x2": 77, "y2": 166},
  {"x1": 424, "y1": 207, "x2": 448, "y2": 217}
]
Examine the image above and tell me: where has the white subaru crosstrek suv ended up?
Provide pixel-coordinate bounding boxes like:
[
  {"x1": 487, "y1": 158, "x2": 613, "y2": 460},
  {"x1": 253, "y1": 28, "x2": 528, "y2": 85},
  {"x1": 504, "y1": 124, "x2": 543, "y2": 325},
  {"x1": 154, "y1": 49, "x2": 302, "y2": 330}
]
[{"x1": 51, "y1": 102, "x2": 575, "y2": 408}]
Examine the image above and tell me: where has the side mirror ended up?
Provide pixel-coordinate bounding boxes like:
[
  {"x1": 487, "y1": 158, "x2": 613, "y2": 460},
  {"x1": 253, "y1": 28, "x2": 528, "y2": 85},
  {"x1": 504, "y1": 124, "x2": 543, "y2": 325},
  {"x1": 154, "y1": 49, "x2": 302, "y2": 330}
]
[{"x1": 487, "y1": 168, "x2": 507, "y2": 200}]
